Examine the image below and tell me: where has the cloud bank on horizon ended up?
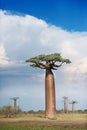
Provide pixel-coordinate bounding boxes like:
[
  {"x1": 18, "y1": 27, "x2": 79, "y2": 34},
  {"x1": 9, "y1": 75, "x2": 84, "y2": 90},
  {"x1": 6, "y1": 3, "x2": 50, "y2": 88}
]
[{"x1": 0, "y1": 10, "x2": 87, "y2": 110}]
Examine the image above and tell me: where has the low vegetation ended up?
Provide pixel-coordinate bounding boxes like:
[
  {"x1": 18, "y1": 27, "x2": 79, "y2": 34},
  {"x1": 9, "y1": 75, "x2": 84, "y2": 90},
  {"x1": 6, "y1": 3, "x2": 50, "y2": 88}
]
[
  {"x1": 0, "y1": 106, "x2": 87, "y2": 129},
  {"x1": 0, "y1": 126, "x2": 86, "y2": 130},
  {"x1": 0, "y1": 105, "x2": 21, "y2": 117},
  {"x1": 0, "y1": 110, "x2": 87, "y2": 130}
]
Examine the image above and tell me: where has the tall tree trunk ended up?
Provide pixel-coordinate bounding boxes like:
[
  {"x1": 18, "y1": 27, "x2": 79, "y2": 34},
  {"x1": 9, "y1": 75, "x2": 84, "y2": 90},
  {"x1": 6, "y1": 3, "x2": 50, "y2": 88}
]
[
  {"x1": 45, "y1": 69, "x2": 56, "y2": 119},
  {"x1": 14, "y1": 99, "x2": 16, "y2": 113},
  {"x1": 72, "y1": 103, "x2": 75, "y2": 112}
]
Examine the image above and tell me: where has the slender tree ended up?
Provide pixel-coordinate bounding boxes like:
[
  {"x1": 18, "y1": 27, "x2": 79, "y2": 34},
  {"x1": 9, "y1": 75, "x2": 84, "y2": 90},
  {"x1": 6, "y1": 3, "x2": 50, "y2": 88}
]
[
  {"x1": 10, "y1": 97, "x2": 19, "y2": 113},
  {"x1": 63, "y1": 96, "x2": 68, "y2": 113},
  {"x1": 26, "y1": 53, "x2": 71, "y2": 119},
  {"x1": 70, "y1": 101, "x2": 78, "y2": 112}
]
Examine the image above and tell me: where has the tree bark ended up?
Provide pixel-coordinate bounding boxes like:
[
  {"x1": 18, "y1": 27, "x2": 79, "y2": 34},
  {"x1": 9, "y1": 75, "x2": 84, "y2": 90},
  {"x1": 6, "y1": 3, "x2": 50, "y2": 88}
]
[
  {"x1": 14, "y1": 100, "x2": 16, "y2": 109},
  {"x1": 72, "y1": 103, "x2": 75, "y2": 112},
  {"x1": 45, "y1": 69, "x2": 56, "y2": 119}
]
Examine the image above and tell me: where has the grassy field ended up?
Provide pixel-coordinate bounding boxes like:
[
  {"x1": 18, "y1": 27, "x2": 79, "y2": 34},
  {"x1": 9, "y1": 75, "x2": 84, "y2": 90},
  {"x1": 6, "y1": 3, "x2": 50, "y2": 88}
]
[
  {"x1": 0, "y1": 126, "x2": 86, "y2": 130},
  {"x1": 0, "y1": 113, "x2": 87, "y2": 130}
]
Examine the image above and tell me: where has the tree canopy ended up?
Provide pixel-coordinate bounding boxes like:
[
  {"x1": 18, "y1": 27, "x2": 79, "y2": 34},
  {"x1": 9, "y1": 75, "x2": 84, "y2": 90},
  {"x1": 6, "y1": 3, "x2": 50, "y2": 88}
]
[{"x1": 26, "y1": 53, "x2": 71, "y2": 70}]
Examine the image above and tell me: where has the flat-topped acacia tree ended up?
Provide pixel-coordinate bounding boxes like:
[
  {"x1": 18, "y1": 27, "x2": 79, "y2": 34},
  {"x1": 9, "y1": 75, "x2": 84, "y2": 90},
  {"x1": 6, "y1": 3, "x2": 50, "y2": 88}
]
[{"x1": 26, "y1": 53, "x2": 71, "y2": 119}]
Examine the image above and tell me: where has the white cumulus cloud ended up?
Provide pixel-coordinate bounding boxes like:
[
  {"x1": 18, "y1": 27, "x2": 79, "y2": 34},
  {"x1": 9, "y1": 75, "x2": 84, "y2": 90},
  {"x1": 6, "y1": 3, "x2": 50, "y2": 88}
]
[
  {"x1": 0, "y1": 9, "x2": 87, "y2": 75},
  {"x1": 0, "y1": 44, "x2": 9, "y2": 66}
]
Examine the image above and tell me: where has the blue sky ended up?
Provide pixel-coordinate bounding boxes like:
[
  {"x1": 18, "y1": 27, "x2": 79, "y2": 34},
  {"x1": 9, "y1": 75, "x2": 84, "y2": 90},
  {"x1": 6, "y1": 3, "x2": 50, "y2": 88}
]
[
  {"x1": 0, "y1": 0, "x2": 87, "y2": 111},
  {"x1": 1, "y1": 0, "x2": 87, "y2": 31}
]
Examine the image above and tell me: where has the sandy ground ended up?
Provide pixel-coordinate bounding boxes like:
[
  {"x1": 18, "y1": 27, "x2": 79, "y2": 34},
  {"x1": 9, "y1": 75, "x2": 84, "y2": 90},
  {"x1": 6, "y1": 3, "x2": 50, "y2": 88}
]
[{"x1": 0, "y1": 113, "x2": 87, "y2": 128}]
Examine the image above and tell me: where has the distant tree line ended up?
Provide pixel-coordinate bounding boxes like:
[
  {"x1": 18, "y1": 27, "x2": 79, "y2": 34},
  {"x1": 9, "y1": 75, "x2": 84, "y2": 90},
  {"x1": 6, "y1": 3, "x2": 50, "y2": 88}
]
[
  {"x1": 0, "y1": 105, "x2": 87, "y2": 118},
  {"x1": 21, "y1": 109, "x2": 87, "y2": 114}
]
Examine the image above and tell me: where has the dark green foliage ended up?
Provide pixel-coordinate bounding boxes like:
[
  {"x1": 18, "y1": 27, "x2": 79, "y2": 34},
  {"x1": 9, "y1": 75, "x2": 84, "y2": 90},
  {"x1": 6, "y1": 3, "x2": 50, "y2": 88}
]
[{"x1": 26, "y1": 53, "x2": 71, "y2": 69}]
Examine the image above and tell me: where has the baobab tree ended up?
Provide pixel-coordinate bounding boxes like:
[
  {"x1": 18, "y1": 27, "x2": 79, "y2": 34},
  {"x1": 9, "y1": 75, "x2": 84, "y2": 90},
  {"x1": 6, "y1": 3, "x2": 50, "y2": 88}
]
[
  {"x1": 70, "y1": 101, "x2": 78, "y2": 112},
  {"x1": 10, "y1": 97, "x2": 19, "y2": 113},
  {"x1": 63, "y1": 96, "x2": 68, "y2": 113},
  {"x1": 26, "y1": 53, "x2": 71, "y2": 119}
]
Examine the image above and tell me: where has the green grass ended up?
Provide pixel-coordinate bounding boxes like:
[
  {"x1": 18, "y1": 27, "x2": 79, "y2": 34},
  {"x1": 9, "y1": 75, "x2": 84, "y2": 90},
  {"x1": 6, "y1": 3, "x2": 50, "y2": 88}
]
[{"x1": 0, "y1": 126, "x2": 87, "y2": 130}]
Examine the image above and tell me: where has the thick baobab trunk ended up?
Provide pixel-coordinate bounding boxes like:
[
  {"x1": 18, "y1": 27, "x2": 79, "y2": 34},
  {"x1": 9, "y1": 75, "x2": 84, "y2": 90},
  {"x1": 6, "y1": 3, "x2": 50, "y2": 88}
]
[
  {"x1": 72, "y1": 103, "x2": 75, "y2": 112},
  {"x1": 14, "y1": 99, "x2": 17, "y2": 113},
  {"x1": 64, "y1": 102, "x2": 68, "y2": 113},
  {"x1": 45, "y1": 69, "x2": 56, "y2": 119},
  {"x1": 63, "y1": 97, "x2": 68, "y2": 113}
]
